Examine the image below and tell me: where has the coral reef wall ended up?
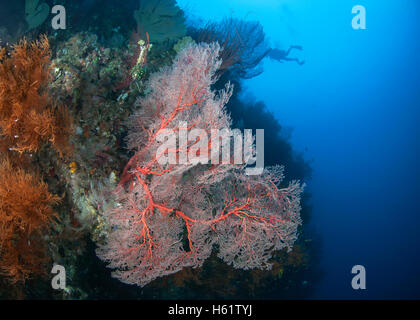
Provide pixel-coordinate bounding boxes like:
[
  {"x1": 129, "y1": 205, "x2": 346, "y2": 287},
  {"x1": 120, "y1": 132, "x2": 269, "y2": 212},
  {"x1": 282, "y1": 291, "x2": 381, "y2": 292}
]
[{"x1": 0, "y1": 1, "x2": 315, "y2": 299}]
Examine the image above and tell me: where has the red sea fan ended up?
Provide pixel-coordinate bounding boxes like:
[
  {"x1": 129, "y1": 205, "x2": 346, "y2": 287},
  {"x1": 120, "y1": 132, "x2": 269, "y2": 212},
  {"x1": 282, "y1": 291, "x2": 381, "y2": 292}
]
[{"x1": 97, "y1": 42, "x2": 304, "y2": 287}]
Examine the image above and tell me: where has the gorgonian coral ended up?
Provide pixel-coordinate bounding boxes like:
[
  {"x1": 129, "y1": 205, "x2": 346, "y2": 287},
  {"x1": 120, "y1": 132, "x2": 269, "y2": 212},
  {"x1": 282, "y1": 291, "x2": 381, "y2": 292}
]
[
  {"x1": 133, "y1": 0, "x2": 186, "y2": 43},
  {"x1": 0, "y1": 35, "x2": 73, "y2": 156},
  {"x1": 192, "y1": 18, "x2": 271, "y2": 79},
  {"x1": 0, "y1": 158, "x2": 60, "y2": 283},
  {"x1": 97, "y1": 43, "x2": 304, "y2": 287}
]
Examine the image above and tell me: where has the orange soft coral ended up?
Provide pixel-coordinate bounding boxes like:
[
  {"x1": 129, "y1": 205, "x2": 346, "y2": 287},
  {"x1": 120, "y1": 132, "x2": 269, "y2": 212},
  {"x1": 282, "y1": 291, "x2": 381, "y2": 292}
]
[
  {"x1": 0, "y1": 158, "x2": 60, "y2": 283},
  {"x1": 0, "y1": 35, "x2": 73, "y2": 156}
]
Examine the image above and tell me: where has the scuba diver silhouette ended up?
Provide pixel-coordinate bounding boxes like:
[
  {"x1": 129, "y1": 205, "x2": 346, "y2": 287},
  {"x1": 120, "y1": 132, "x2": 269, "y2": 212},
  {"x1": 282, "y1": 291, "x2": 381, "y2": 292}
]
[{"x1": 267, "y1": 45, "x2": 305, "y2": 66}]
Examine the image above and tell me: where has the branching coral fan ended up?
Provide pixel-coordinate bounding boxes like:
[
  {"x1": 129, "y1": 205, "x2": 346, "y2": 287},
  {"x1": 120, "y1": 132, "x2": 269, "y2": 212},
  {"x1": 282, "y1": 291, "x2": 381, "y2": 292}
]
[
  {"x1": 0, "y1": 158, "x2": 60, "y2": 283},
  {"x1": 194, "y1": 18, "x2": 271, "y2": 79},
  {"x1": 133, "y1": 0, "x2": 186, "y2": 43},
  {"x1": 0, "y1": 35, "x2": 72, "y2": 156},
  {"x1": 97, "y1": 43, "x2": 304, "y2": 287}
]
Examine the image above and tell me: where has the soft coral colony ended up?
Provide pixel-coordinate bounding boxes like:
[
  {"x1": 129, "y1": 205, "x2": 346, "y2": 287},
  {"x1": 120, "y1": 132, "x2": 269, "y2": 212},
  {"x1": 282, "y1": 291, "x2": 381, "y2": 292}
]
[
  {"x1": 0, "y1": 35, "x2": 72, "y2": 156},
  {"x1": 0, "y1": 158, "x2": 60, "y2": 283},
  {"x1": 0, "y1": 36, "x2": 72, "y2": 284},
  {"x1": 96, "y1": 42, "x2": 304, "y2": 287}
]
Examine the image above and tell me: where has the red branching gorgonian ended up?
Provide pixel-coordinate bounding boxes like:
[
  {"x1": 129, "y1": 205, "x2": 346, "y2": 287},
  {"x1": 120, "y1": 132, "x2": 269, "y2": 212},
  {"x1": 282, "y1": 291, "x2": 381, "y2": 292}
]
[{"x1": 96, "y1": 42, "x2": 304, "y2": 287}]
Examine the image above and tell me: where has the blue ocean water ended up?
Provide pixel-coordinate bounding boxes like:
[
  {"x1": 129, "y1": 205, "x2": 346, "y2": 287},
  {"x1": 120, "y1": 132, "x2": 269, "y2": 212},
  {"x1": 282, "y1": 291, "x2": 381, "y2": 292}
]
[{"x1": 178, "y1": 0, "x2": 420, "y2": 299}]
